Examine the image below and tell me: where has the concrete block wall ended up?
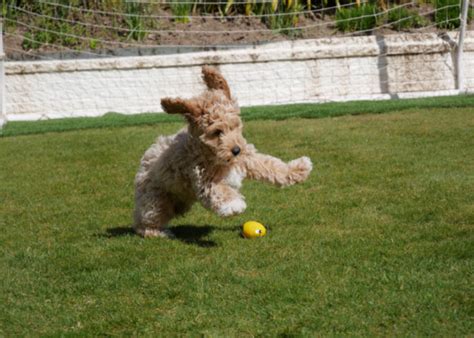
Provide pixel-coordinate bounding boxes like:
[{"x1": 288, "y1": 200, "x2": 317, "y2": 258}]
[
  {"x1": 466, "y1": 50, "x2": 474, "y2": 90},
  {"x1": 0, "y1": 22, "x2": 5, "y2": 127},
  {"x1": 4, "y1": 31, "x2": 474, "y2": 121}
]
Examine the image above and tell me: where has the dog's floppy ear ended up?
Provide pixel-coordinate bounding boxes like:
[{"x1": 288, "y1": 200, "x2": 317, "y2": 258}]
[
  {"x1": 161, "y1": 97, "x2": 202, "y2": 120},
  {"x1": 202, "y1": 66, "x2": 231, "y2": 99}
]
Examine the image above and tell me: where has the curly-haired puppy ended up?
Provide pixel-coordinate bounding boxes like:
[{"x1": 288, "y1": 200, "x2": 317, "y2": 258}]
[{"x1": 133, "y1": 66, "x2": 313, "y2": 238}]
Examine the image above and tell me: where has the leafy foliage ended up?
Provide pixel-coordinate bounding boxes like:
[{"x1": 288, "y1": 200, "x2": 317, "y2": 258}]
[
  {"x1": 387, "y1": 6, "x2": 429, "y2": 31},
  {"x1": 168, "y1": 0, "x2": 193, "y2": 24},
  {"x1": 335, "y1": 4, "x2": 379, "y2": 32},
  {"x1": 434, "y1": 0, "x2": 459, "y2": 29},
  {"x1": 1, "y1": 0, "x2": 468, "y2": 52}
]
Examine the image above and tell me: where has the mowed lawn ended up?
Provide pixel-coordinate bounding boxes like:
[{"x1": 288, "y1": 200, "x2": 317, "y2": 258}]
[{"x1": 0, "y1": 107, "x2": 473, "y2": 336}]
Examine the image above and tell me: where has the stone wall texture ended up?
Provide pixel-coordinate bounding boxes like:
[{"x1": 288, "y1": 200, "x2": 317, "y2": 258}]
[{"x1": 3, "y1": 31, "x2": 474, "y2": 121}]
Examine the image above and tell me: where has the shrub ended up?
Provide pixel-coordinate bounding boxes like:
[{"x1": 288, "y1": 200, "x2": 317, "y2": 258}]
[
  {"x1": 388, "y1": 6, "x2": 429, "y2": 31},
  {"x1": 263, "y1": 0, "x2": 304, "y2": 37},
  {"x1": 22, "y1": 32, "x2": 40, "y2": 50},
  {"x1": 168, "y1": 0, "x2": 193, "y2": 24},
  {"x1": 336, "y1": 4, "x2": 379, "y2": 33},
  {"x1": 434, "y1": 0, "x2": 460, "y2": 29},
  {"x1": 125, "y1": 2, "x2": 147, "y2": 41}
]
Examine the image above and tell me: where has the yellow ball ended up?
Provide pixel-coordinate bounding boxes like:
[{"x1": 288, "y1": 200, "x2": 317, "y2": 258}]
[{"x1": 242, "y1": 221, "x2": 266, "y2": 239}]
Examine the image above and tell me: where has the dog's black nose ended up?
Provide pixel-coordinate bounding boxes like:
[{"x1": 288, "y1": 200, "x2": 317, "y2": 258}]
[{"x1": 231, "y1": 146, "x2": 241, "y2": 156}]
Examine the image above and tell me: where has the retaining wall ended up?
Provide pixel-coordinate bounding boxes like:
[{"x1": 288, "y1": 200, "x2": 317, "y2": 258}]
[
  {"x1": 0, "y1": 22, "x2": 5, "y2": 127},
  {"x1": 4, "y1": 31, "x2": 474, "y2": 121}
]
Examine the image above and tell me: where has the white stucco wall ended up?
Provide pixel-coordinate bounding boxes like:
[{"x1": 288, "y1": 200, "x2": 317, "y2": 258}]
[{"x1": 4, "y1": 31, "x2": 474, "y2": 121}]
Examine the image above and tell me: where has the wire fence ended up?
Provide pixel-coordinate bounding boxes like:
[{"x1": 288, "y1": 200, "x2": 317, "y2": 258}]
[
  {"x1": 1, "y1": 0, "x2": 472, "y2": 60},
  {"x1": 0, "y1": 0, "x2": 472, "y2": 124}
]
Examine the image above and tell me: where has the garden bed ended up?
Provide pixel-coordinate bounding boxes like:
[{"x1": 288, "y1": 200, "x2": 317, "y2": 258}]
[{"x1": 2, "y1": 0, "x2": 473, "y2": 60}]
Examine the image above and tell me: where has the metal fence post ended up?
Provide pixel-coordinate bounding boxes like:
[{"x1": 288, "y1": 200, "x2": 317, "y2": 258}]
[
  {"x1": 0, "y1": 20, "x2": 5, "y2": 128},
  {"x1": 456, "y1": 0, "x2": 470, "y2": 92}
]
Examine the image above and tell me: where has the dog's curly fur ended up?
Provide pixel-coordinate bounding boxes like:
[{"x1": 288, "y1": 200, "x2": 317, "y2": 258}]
[{"x1": 133, "y1": 66, "x2": 313, "y2": 238}]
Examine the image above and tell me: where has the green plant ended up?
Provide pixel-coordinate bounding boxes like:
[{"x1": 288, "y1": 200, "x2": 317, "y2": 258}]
[
  {"x1": 2, "y1": 0, "x2": 7, "y2": 18},
  {"x1": 168, "y1": 0, "x2": 193, "y2": 24},
  {"x1": 196, "y1": 0, "x2": 225, "y2": 16},
  {"x1": 124, "y1": 2, "x2": 147, "y2": 41},
  {"x1": 89, "y1": 38, "x2": 98, "y2": 50},
  {"x1": 336, "y1": 4, "x2": 380, "y2": 33},
  {"x1": 387, "y1": 6, "x2": 429, "y2": 31},
  {"x1": 2, "y1": 0, "x2": 19, "y2": 20},
  {"x1": 58, "y1": 22, "x2": 84, "y2": 46},
  {"x1": 24, "y1": 17, "x2": 60, "y2": 49},
  {"x1": 434, "y1": 0, "x2": 460, "y2": 29},
  {"x1": 264, "y1": 0, "x2": 304, "y2": 36},
  {"x1": 20, "y1": 14, "x2": 88, "y2": 50},
  {"x1": 21, "y1": 31, "x2": 40, "y2": 50}
]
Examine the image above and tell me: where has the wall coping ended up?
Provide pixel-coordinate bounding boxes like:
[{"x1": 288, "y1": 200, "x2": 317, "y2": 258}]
[{"x1": 5, "y1": 31, "x2": 474, "y2": 75}]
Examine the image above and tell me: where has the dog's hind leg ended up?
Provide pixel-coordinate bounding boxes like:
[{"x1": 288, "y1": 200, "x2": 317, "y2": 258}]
[{"x1": 133, "y1": 190, "x2": 177, "y2": 238}]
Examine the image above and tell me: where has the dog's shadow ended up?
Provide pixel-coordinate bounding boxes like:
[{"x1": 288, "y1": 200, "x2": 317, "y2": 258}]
[{"x1": 103, "y1": 224, "x2": 239, "y2": 248}]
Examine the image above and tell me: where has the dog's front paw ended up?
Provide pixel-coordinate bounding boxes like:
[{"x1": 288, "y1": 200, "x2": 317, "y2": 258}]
[
  {"x1": 217, "y1": 199, "x2": 247, "y2": 217},
  {"x1": 287, "y1": 156, "x2": 313, "y2": 184}
]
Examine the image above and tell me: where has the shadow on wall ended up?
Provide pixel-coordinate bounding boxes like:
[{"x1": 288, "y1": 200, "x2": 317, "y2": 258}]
[
  {"x1": 375, "y1": 34, "x2": 399, "y2": 99},
  {"x1": 375, "y1": 33, "x2": 460, "y2": 97},
  {"x1": 439, "y1": 32, "x2": 461, "y2": 88}
]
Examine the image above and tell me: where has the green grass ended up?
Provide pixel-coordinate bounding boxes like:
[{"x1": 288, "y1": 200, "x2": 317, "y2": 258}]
[
  {"x1": 2, "y1": 94, "x2": 474, "y2": 137},
  {"x1": 0, "y1": 106, "x2": 473, "y2": 335}
]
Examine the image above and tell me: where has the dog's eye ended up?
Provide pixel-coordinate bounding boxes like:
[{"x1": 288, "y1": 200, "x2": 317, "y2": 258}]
[{"x1": 212, "y1": 129, "x2": 223, "y2": 138}]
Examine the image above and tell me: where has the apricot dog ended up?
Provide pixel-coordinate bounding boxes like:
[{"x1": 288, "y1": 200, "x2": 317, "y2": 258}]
[{"x1": 133, "y1": 66, "x2": 312, "y2": 237}]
